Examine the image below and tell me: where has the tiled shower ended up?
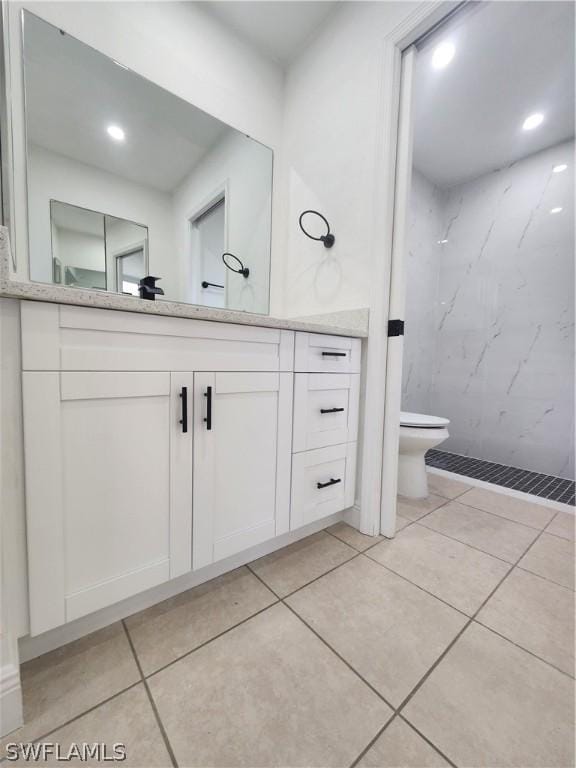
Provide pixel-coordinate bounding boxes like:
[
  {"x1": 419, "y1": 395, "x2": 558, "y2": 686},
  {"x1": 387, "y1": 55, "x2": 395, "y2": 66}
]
[{"x1": 403, "y1": 139, "x2": 575, "y2": 495}]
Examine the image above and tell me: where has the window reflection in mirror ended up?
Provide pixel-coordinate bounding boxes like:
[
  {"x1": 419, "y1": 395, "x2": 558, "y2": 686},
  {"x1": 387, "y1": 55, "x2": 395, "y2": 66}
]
[{"x1": 23, "y1": 10, "x2": 273, "y2": 313}]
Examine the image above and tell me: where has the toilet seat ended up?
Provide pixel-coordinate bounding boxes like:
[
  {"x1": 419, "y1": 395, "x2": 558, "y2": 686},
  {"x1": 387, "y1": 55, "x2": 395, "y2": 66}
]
[{"x1": 400, "y1": 411, "x2": 450, "y2": 429}]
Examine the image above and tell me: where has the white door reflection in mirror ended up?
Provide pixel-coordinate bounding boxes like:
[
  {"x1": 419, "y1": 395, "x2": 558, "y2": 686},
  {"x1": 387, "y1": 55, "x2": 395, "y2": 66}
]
[{"x1": 192, "y1": 198, "x2": 226, "y2": 308}]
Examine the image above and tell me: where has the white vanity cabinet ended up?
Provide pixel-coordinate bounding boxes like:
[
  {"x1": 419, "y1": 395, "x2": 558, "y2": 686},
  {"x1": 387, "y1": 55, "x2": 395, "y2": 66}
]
[
  {"x1": 19, "y1": 303, "x2": 361, "y2": 637},
  {"x1": 192, "y1": 372, "x2": 292, "y2": 569},
  {"x1": 23, "y1": 370, "x2": 193, "y2": 635}
]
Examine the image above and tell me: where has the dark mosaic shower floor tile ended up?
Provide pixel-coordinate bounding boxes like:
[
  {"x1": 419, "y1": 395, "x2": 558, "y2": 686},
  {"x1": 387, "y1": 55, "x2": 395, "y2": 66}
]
[{"x1": 426, "y1": 450, "x2": 575, "y2": 505}]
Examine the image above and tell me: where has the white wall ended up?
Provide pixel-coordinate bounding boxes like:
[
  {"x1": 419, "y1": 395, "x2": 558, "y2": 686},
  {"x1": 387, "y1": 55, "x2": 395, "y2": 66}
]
[
  {"x1": 173, "y1": 129, "x2": 272, "y2": 313},
  {"x1": 278, "y1": 1, "x2": 419, "y2": 318},
  {"x1": 27, "y1": 144, "x2": 177, "y2": 296},
  {"x1": 403, "y1": 141, "x2": 575, "y2": 479}
]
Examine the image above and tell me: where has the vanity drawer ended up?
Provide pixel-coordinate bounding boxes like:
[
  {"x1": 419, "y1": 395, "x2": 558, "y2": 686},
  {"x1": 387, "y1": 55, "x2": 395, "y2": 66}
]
[
  {"x1": 291, "y1": 443, "x2": 356, "y2": 530},
  {"x1": 295, "y1": 332, "x2": 361, "y2": 373},
  {"x1": 293, "y1": 373, "x2": 360, "y2": 452}
]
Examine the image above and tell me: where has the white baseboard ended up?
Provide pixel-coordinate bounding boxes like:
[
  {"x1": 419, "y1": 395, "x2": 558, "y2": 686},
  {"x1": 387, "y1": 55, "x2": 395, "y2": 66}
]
[
  {"x1": 0, "y1": 664, "x2": 23, "y2": 738},
  {"x1": 19, "y1": 509, "x2": 354, "y2": 663},
  {"x1": 427, "y1": 467, "x2": 575, "y2": 515}
]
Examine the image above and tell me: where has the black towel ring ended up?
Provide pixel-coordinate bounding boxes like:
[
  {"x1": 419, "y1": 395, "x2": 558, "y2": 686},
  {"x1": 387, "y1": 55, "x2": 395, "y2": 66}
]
[
  {"x1": 222, "y1": 252, "x2": 249, "y2": 278},
  {"x1": 298, "y1": 210, "x2": 335, "y2": 248}
]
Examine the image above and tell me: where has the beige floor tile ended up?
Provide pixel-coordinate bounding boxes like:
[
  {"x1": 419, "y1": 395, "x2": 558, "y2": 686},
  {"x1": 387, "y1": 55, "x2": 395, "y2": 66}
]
[
  {"x1": 249, "y1": 530, "x2": 356, "y2": 597},
  {"x1": 404, "y1": 623, "x2": 575, "y2": 768},
  {"x1": 459, "y1": 487, "x2": 556, "y2": 529},
  {"x1": 125, "y1": 566, "x2": 276, "y2": 674},
  {"x1": 396, "y1": 514, "x2": 412, "y2": 532},
  {"x1": 518, "y1": 533, "x2": 575, "y2": 590},
  {"x1": 397, "y1": 494, "x2": 447, "y2": 522},
  {"x1": 477, "y1": 568, "x2": 575, "y2": 675},
  {"x1": 0, "y1": 623, "x2": 140, "y2": 753},
  {"x1": 286, "y1": 555, "x2": 466, "y2": 706},
  {"x1": 6, "y1": 685, "x2": 170, "y2": 767},
  {"x1": 427, "y1": 472, "x2": 472, "y2": 500},
  {"x1": 545, "y1": 511, "x2": 576, "y2": 541},
  {"x1": 148, "y1": 603, "x2": 390, "y2": 767},
  {"x1": 367, "y1": 524, "x2": 510, "y2": 615},
  {"x1": 327, "y1": 521, "x2": 383, "y2": 551},
  {"x1": 358, "y1": 718, "x2": 450, "y2": 768},
  {"x1": 421, "y1": 501, "x2": 539, "y2": 563}
]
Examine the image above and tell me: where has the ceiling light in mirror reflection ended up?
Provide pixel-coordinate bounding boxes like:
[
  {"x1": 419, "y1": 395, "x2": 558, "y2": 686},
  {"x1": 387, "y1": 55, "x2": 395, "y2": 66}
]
[
  {"x1": 550, "y1": 207, "x2": 563, "y2": 214},
  {"x1": 431, "y1": 42, "x2": 455, "y2": 70},
  {"x1": 107, "y1": 125, "x2": 126, "y2": 142},
  {"x1": 553, "y1": 164, "x2": 568, "y2": 173},
  {"x1": 522, "y1": 113, "x2": 544, "y2": 131}
]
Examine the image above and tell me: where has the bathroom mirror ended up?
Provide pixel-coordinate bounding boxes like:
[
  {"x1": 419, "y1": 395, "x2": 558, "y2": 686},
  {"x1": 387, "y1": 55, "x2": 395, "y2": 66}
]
[{"x1": 22, "y1": 10, "x2": 273, "y2": 313}]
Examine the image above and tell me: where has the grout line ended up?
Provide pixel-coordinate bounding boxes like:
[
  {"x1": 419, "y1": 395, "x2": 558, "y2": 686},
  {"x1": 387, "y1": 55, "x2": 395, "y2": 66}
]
[
  {"x1": 393, "y1": 522, "x2": 552, "y2": 716},
  {"x1": 398, "y1": 715, "x2": 459, "y2": 768},
  {"x1": 281, "y1": 599, "x2": 397, "y2": 712},
  {"x1": 472, "y1": 619, "x2": 575, "y2": 679},
  {"x1": 441, "y1": 495, "x2": 555, "y2": 533},
  {"x1": 143, "y1": 599, "x2": 281, "y2": 680},
  {"x1": 121, "y1": 621, "x2": 178, "y2": 768},
  {"x1": 248, "y1": 536, "x2": 464, "y2": 768},
  {"x1": 363, "y1": 552, "x2": 481, "y2": 620},
  {"x1": 348, "y1": 713, "x2": 397, "y2": 768},
  {"x1": 0, "y1": 681, "x2": 142, "y2": 758},
  {"x1": 515, "y1": 563, "x2": 575, "y2": 592}
]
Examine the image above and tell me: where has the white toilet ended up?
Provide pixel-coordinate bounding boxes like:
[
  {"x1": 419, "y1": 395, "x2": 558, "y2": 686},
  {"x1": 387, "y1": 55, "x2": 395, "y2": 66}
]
[{"x1": 398, "y1": 412, "x2": 450, "y2": 499}]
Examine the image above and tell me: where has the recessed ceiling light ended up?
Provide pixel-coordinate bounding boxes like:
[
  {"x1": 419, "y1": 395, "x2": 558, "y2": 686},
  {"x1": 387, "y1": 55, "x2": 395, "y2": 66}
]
[
  {"x1": 107, "y1": 125, "x2": 125, "y2": 142},
  {"x1": 550, "y1": 207, "x2": 563, "y2": 214},
  {"x1": 553, "y1": 164, "x2": 568, "y2": 173},
  {"x1": 437, "y1": 239, "x2": 448, "y2": 244},
  {"x1": 432, "y1": 42, "x2": 455, "y2": 70},
  {"x1": 522, "y1": 113, "x2": 544, "y2": 131}
]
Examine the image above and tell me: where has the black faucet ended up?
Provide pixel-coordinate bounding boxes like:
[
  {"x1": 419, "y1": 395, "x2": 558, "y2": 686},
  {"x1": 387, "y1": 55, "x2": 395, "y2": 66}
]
[{"x1": 138, "y1": 276, "x2": 164, "y2": 301}]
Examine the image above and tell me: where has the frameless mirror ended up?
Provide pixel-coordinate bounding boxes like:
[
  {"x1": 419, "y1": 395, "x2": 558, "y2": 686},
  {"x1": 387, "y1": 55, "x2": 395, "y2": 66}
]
[{"x1": 23, "y1": 10, "x2": 273, "y2": 313}]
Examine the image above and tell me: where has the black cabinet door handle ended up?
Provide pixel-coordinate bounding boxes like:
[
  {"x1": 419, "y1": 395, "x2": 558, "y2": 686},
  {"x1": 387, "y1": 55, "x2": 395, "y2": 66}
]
[
  {"x1": 204, "y1": 386, "x2": 212, "y2": 430},
  {"x1": 317, "y1": 478, "x2": 342, "y2": 489},
  {"x1": 179, "y1": 387, "x2": 188, "y2": 433},
  {"x1": 322, "y1": 351, "x2": 347, "y2": 357},
  {"x1": 320, "y1": 407, "x2": 345, "y2": 414}
]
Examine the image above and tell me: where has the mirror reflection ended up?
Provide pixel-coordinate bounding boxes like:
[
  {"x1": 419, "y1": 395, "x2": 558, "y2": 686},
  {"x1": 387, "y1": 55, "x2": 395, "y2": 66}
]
[
  {"x1": 23, "y1": 11, "x2": 273, "y2": 313},
  {"x1": 50, "y1": 201, "x2": 148, "y2": 295}
]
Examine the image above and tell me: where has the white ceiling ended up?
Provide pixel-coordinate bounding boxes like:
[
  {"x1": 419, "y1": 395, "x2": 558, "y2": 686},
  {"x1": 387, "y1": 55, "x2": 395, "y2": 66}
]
[
  {"x1": 24, "y1": 11, "x2": 235, "y2": 193},
  {"x1": 412, "y1": 1, "x2": 575, "y2": 188},
  {"x1": 201, "y1": 1, "x2": 338, "y2": 66}
]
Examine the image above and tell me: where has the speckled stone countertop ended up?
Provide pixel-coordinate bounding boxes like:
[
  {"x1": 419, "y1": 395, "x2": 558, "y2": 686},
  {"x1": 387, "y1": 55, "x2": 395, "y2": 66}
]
[{"x1": 0, "y1": 228, "x2": 368, "y2": 338}]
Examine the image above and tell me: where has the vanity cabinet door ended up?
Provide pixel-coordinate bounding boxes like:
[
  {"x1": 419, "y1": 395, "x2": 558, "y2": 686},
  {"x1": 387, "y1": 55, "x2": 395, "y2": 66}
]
[
  {"x1": 192, "y1": 371, "x2": 293, "y2": 569},
  {"x1": 23, "y1": 371, "x2": 193, "y2": 636}
]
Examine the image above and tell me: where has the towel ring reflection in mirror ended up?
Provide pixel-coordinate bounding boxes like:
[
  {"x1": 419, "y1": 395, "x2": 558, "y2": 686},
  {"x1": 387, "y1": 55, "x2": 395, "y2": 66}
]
[
  {"x1": 298, "y1": 210, "x2": 335, "y2": 248},
  {"x1": 222, "y1": 252, "x2": 249, "y2": 278}
]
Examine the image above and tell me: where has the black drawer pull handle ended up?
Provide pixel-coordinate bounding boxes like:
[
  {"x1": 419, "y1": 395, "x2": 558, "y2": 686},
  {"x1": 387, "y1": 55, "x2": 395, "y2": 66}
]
[
  {"x1": 322, "y1": 351, "x2": 347, "y2": 357},
  {"x1": 320, "y1": 407, "x2": 345, "y2": 414},
  {"x1": 179, "y1": 387, "x2": 188, "y2": 433},
  {"x1": 204, "y1": 386, "x2": 212, "y2": 430},
  {"x1": 317, "y1": 478, "x2": 342, "y2": 489}
]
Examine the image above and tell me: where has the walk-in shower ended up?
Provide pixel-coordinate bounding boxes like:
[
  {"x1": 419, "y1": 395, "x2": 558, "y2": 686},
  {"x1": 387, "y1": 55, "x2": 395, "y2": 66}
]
[{"x1": 402, "y1": 1, "x2": 575, "y2": 504}]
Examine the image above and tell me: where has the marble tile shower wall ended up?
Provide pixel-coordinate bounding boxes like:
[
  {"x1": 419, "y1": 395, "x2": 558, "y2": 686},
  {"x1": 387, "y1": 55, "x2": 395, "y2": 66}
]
[{"x1": 403, "y1": 140, "x2": 575, "y2": 479}]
